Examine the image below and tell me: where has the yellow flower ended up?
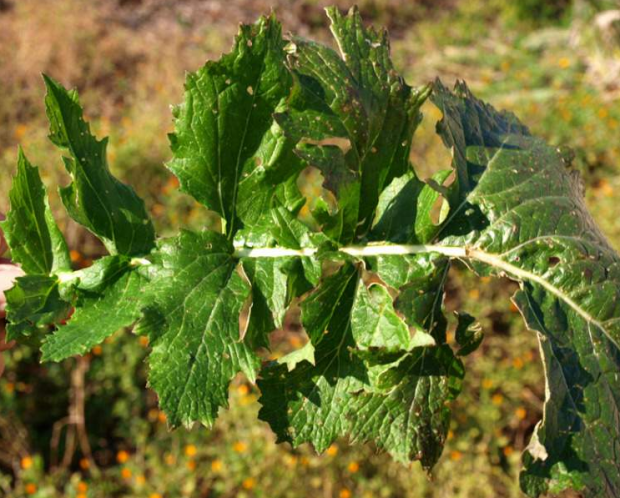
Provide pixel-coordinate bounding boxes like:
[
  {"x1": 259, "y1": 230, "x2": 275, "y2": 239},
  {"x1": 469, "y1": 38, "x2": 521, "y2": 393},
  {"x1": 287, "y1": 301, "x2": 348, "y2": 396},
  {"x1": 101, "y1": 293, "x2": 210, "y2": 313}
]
[
  {"x1": 450, "y1": 450, "x2": 463, "y2": 461},
  {"x1": 116, "y1": 450, "x2": 130, "y2": 464},
  {"x1": 233, "y1": 441, "x2": 247, "y2": 453},
  {"x1": 242, "y1": 478, "x2": 256, "y2": 490},
  {"x1": 211, "y1": 459, "x2": 223, "y2": 472},
  {"x1": 598, "y1": 108, "x2": 609, "y2": 119},
  {"x1": 77, "y1": 494, "x2": 88, "y2": 498},
  {"x1": 136, "y1": 475, "x2": 146, "y2": 485},
  {"x1": 25, "y1": 483, "x2": 37, "y2": 495},
  {"x1": 500, "y1": 61, "x2": 511, "y2": 72},
  {"x1": 515, "y1": 407, "x2": 527, "y2": 420},
  {"x1": 164, "y1": 453, "x2": 175, "y2": 465},
  {"x1": 481, "y1": 378, "x2": 493, "y2": 390},
  {"x1": 184, "y1": 445, "x2": 197, "y2": 457},
  {"x1": 339, "y1": 489, "x2": 352, "y2": 498},
  {"x1": 326, "y1": 444, "x2": 338, "y2": 457},
  {"x1": 468, "y1": 289, "x2": 480, "y2": 300},
  {"x1": 150, "y1": 494, "x2": 163, "y2": 498},
  {"x1": 348, "y1": 461, "x2": 360, "y2": 473},
  {"x1": 121, "y1": 468, "x2": 132, "y2": 479},
  {"x1": 491, "y1": 393, "x2": 504, "y2": 406},
  {"x1": 558, "y1": 57, "x2": 571, "y2": 69},
  {"x1": 21, "y1": 456, "x2": 33, "y2": 470},
  {"x1": 447, "y1": 430, "x2": 454, "y2": 441}
]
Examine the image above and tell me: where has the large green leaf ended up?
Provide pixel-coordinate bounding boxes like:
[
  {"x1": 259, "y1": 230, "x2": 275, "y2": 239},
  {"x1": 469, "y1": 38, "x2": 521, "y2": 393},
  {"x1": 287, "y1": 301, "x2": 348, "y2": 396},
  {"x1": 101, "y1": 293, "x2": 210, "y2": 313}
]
[
  {"x1": 137, "y1": 230, "x2": 260, "y2": 428},
  {"x1": 168, "y1": 14, "x2": 303, "y2": 237},
  {"x1": 258, "y1": 261, "x2": 463, "y2": 467},
  {"x1": 276, "y1": 6, "x2": 429, "y2": 243},
  {"x1": 44, "y1": 75, "x2": 155, "y2": 256},
  {"x1": 432, "y1": 80, "x2": 620, "y2": 497}
]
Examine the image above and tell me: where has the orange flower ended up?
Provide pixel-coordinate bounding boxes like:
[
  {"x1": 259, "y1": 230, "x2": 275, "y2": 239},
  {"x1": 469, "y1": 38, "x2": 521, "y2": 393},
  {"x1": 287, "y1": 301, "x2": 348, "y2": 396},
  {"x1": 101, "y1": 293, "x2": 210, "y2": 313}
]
[
  {"x1": 184, "y1": 444, "x2": 197, "y2": 457},
  {"x1": 25, "y1": 483, "x2": 37, "y2": 495},
  {"x1": 139, "y1": 336, "x2": 149, "y2": 347},
  {"x1": 348, "y1": 461, "x2": 360, "y2": 473},
  {"x1": 211, "y1": 459, "x2": 223, "y2": 472},
  {"x1": 79, "y1": 458, "x2": 90, "y2": 470},
  {"x1": 116, "y1": 450, "x2": 129, "y2": 463},
  {"x1": 187, "y1": 460, "x2": 196, "y2": 471},
  {"x1": 326, "y1": 444, "x2": 338, "y2": 457},
  {"x1": 515, "y1": 407, "x2": 527, "y2": 420},
  {"x1": 92, "y1": 345, "x2": 103, "y2": 356},
  {"x1": 237, "y1": 384, "x2": 249, "y2": 396},
  {"x1": 512, "y1": 357, "x2": 524, "y2": 369},
  {"x1": 450, "y1": 450, "x2": 463, "y2": 461},
  {"x1": 491, "y1": 393, "x2": 504, "y2": 406},
  {"x1": 121, "y1": 467, "x2": 132, "y2": 479},
  {"x1": 242, "y1": 478, "x2": 256, "y2": 490},
  {"x1": 503, "y1": 446, "x2": 515, "y2": 457},
  {"x1": 149, "y1": 494, "x2": 163, "y2": 498},
  {"x1": 233, "y1": 441, "x2": 247, "y2": 453},
  {"x1": 339, "y1": 489, "x2": 352, "y2": 498},
  {"x1": 557, "y1": 57, "x2": 570, "y2": 69},
  {"x1": 77, "y1": 481, "x2": 88, "y2": 492}
]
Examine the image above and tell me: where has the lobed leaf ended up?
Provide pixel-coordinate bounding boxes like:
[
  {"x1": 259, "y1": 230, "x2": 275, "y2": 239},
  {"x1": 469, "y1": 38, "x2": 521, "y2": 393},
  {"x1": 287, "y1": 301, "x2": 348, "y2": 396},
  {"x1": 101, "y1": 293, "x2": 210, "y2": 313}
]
[
  {"x1": 432, "y1": 80, "x2": 620, "y2": 497},
  {"x1": 44, "y1": 75, "x2": 155, "y2": 256}
]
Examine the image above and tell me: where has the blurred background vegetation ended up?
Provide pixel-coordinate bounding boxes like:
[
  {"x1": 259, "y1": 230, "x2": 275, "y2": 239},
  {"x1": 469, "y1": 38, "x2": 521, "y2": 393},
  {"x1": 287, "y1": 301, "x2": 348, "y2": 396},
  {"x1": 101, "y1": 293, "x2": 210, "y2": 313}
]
[{"x1": 1, "y1": 0, "x2": 619, "y2": 497}]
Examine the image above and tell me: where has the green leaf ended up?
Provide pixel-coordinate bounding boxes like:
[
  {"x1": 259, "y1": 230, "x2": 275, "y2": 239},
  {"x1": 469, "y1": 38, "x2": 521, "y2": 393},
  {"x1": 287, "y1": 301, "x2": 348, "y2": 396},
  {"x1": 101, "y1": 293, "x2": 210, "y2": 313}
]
[
  {"x1": 258, "y1": 263, "x2": 462, "y2": 468},
  {"x1": 4, "y1": 275, "x2": 71, "y2": 342},
  {"x1": 168, "y1": 14, "x2": 302, "y2": 237},
  {"x1": 43, "y1": 75, "x2": 155, "y2": 256},
  {"x1": 351, "y1": 281, "x2": 434, "y2": 351},
  {"x1": 241, "y1": 257, "x2": 291, "y2": 349},
  {"x1": 2, "y1": 148, "x2": 70, "y2": 274},
  {"x1": 41, "y1": 257, "x2": 148, "y2": 361},
  {"x1": 432, "y1": 80, "x2": 620, "y2": 497},
  {"x1": 137, "y1": 230, "x2": 260, "y2": 428},
  {"x1": 300, "y1": 262, "x2": 360, "y2": 345},
  {"x1": 277, "y1": 6, "x2": 429, "y2": 243},
  {"x1": 348, "y1": 345, "x2": 463, "y2": 468}
]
